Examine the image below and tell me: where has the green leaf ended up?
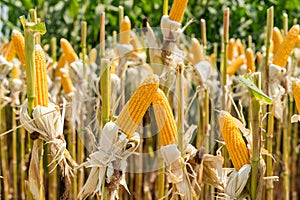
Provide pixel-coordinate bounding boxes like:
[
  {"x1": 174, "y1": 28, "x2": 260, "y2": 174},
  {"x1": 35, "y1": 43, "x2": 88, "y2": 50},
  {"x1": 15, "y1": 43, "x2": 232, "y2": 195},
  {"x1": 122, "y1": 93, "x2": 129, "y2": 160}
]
[
  {"x1": 27, "y1": 23, "x2": 47, "y2": 35},
  {"x1": 239, "y1": 75, "x2": 273, "y2": 105}
]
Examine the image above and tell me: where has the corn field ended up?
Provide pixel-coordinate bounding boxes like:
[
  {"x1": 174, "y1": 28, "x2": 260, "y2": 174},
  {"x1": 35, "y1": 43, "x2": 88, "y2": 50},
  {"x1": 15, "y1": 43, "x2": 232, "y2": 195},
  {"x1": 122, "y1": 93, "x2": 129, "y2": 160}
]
[{"x1": 0, "y1": 0, "x2": 300, "y2": 199}]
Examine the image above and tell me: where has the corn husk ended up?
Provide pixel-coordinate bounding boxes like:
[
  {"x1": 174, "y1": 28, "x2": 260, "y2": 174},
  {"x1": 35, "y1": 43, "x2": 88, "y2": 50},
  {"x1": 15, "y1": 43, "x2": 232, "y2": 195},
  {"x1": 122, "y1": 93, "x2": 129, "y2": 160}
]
[{"x1": 77, "y1": 122, "x2": 140, "y2": 200}]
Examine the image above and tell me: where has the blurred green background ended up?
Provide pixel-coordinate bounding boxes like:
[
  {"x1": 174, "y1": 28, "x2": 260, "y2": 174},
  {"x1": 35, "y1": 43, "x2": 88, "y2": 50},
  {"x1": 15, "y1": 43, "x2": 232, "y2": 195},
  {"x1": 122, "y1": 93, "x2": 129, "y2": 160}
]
[{"x1": 0, "y1": 0, "x2": 299, "y2": 54}]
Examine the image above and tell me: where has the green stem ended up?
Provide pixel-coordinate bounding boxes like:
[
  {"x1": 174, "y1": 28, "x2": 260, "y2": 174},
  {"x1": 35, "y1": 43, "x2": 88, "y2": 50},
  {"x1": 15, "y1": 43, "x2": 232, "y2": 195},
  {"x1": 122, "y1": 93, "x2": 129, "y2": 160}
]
[
  {"x1": 81, "y1": 21, "x2": 87, "y2": 78},
  {"x1": 163, "y1": 0, "x2": 168, "y2": 15},
  {"x1": 177, "y1": 64, "x2": 184, "y2": 153},
  {"x1": 266, "y1": 105, "x2": 274, "y2": 200},
  {"x1": 119, "y1": 6, "x2": 124, "y2": 30},
  {"x1": 201, "y1": 19, "x2": 207, "y2": 57},
  {"x1": 264, "y1": 7, "x2": 273, "y2": 94},
  {"x1": 51, "y1": 37, "x2": 57, "y2": 62},
  {"x1": 157, "y1": 134, "x2": 165, "y2": 199},
  {"x1": 250, "y1": 73, "x2": 261, "y2": 200},
  {"x1": 12, "y1": 107, "x2": 18, "y2": 199},
  {"x1": 100, "y1": 59, "x2": 111, "y2": 126}
]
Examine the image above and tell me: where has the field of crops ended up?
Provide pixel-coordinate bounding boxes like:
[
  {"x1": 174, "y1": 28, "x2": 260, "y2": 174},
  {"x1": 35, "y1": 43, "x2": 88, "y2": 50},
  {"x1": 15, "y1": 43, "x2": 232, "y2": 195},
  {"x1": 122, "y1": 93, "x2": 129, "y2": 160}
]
[{"x1": 0, "y1": 0, "x2": 300, "y2": 199}]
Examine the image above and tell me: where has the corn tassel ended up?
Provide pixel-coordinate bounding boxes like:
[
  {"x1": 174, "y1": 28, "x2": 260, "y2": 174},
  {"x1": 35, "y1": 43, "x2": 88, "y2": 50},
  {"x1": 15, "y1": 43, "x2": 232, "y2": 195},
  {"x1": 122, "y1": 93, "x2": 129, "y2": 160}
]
[
  {"x1": 293, "y1": 81, "x2": 300, "y2": 114},
  {"x1": 227, "y1": 55, "x2": 246, "y2": 76},
  {"x1": 60, "y1": 38, "x2": 79, "y2": 64},
  {"x1": 218, "y1": 111, "x2": 250, "y2": 170},
  {"x1": 115, "y1": 75, "x2": 159, "y2": 137},
  {"x1": 11, "y1": 30, "x2": 26, "y2": 69},
  {"x1": 55, "y1": 53, "x2": 67, "y2": 77},
  {"x1": 61, "y1": 69, "x2": 74, "y2": 95},
  {"x1": 34, "y1": 44, "x2": 48, "y2": 107},
  {"x1": 246, "y1": 48, "x2": 255, "y2": 73},
  {"x1": 228, "y1": 38, "x2": 235, "y2": 61},
  {"x1": 153, "y1": 88, "x2": 178, "y2": 146},
  {"x1": 119, "y1": 16, "x2": 131, "y2": 45},
  {"x1": 236, "y1": 39, "x2": 245, "y2": 56},
  {"x1": 4, "y1": 41, "x2": 16, "y2": 62},
  {"x1": 189, "y1": 38, "x2": 203, "y2": 65},
  {"x1": 169, "y1": 0, "x2": 188, "y2": 23},
  {"x1": 272, "y1": 27, "x2": 283, "y2": 55},
  {"x1": 272, "y1": 24, "x2": 299, "y2": 67}
]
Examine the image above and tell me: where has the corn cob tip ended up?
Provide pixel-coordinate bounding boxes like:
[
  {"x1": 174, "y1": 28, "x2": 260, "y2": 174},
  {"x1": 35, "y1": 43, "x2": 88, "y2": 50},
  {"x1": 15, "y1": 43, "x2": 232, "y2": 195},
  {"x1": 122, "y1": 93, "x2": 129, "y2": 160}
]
[
  {"x1": 60, "y1": 38, "x2": 79, "y2": 64},
  {"x1": 292, "y1": 80, "x2": 300, "y2": 113},
  {"x1": 169, "y1": 0, "x2": 188, "y2": 23},
  {"x1": 119, "y1": 16, "x2": 131, "y2": 45}
]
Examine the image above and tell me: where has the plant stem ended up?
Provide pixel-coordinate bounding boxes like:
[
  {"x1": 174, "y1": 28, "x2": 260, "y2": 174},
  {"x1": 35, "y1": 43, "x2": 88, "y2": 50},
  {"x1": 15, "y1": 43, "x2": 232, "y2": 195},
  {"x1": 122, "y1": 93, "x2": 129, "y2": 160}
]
[
  {"x1": 12, "y1": 107, "x2": 18, "y2": 199},
  {"x1": 157, "y1": 134, "x2": 165, "y2": 199},
  {"x1": 250, "y1": 73, "x2": 261, "y2": 200},
  {"x1": 163, "y1": 0, "x2": 168, "y2": 15},
  {"x1": 0, "y1": 107, "x2": 9, "y2": 200},
  {"x1": 81, "y1": 21, "x2": 87, "y2": 78},
  {"x1": 201, "y1": 19, "x2": 207, "y2": 57},
  {"x1": 100, "y1": 59, "x2": 111, "y2": 126},
  {"x1": 119, "y1": 6, "x2": 124, "y2": 30},
  {"x1": 264, "y1": 7, "x2": 273, "y2": 93},
  {"x1": 177, "y1": 63, "x2": 184, "y2": 153},
  {"x1": 51, "y1": 37, "x2": 57, "y2": 62},
  {"x1": 222, "y1": 8, "x2": 229, "y2": 110}
]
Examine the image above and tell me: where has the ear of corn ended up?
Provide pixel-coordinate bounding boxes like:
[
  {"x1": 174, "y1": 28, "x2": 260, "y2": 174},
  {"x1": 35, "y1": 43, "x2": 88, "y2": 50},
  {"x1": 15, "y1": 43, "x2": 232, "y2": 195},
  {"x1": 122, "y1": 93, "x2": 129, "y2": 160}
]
[
  {"x1": 4, "y1": 41, "x2": 16, "y2": 62},
  {"x1": 119, "y1": 16, "x2": 131, "y2": 45},
  {"x1": 293, "y1": 81, "x2": 300, "y2": 113},
  {"x1": 115, "y1": 75, "x2": 159, "y2": 137},
  {"x1": 60, "y1": 38, "x2": 79, "y2": 64},
  {"x1": 11, "y1": 65, "x2": 21, "y2": 79},
  {"x1": 227, "y1": 55, "x2": 246, "y2": 76},
  {"x1": 272, "y1": 27, "x2": 283, "y2": 54},
  {"x1": 11, "y1": 29, "x2": 26, "y2": 69},
  {"x1": 218, "y1": 111, "x2": 250, "y2": 170},
  {"x1": 169, "y1": 0, "x2": 188, "y2": 23},
  {"x1": 0, "y1": 40, "x2": 9, "y2": 55},
  {"x1": 153, "y1": 88, "x2": 178, "y2": 146},
  {"x1": 34, "y1": 44, "x2": 48, "y2": 107},
  {"x1": 272, "y1": 24, "x2": 299, "y2": 67},
  {"x1": 297, "y1": 35, "x2": 300, "y2": 48},
  {"x1": 256, "y1": 52, "x2": 262, "y2": 66},
  {"x1": 228, "y1": 38, "x2": 235, "y2": 61},
  {"x1": 236, "y1": 39, "x2": 245, "y2": 56},
  {"x1": 61, "y1": 69, "x2": 74, "y2": 95},
  {"x1": 189, "y1": 38, "x2": 203, "y2": 65},
  {"x1": 246, "y1": 48, "x2": 255, "y2": 73},
  {"x1": 55, "y1": 53, "x2": 67, "y2": 77}
]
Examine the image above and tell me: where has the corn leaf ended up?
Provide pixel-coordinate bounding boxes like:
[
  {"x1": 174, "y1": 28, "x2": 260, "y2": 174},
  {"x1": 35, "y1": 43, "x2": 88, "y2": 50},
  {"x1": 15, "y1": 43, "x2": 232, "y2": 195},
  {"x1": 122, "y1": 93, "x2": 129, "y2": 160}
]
[{"x1": 239, "y1": 75, "x2": 273, "y2": 104}]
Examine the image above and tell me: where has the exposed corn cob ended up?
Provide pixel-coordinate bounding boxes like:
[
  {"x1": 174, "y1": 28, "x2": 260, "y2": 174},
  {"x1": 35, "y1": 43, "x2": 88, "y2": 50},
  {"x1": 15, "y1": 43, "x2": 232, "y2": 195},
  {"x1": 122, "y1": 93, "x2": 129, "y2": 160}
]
[
  {"x1": 61, "y1": 69, "x2": 74, "y2": 95},
  {"x1": 272, "y1": 24, "x2": 299, "y2": 67},
  {"x1": 34, "y1": 44, "x2": 48, "y2": 107},
  {"x1": 228, "y1": 38, "x2": 235, "y2": 61},
  {"x1": 0, "y1": 40, "x2": 8, "y2": 55},
  {"x1": 11, "y1": 65, "x2": 21, "y2": 79},
  {"x1": 256, "y1": 52, "x2": 262, "y2": 66},
  {"x1": 236, "y1": 39, "x2": 244, "y2": 56},
  {"x1": 119, "y1": 16, "x2": 131, "y2": 45},
  {"x1": 11, "y1": 30, "x2": 26, "y2": 69},
  {"x1": 293, "y1": 81, "x2": 300, "y2": 113},
  {"x1": 55, "y1": 53, "x2": 67, "y2": 77},
  {"x1": 246, "y1": 48, "x2": 255, "y2": 73},
  {"x1": 272, "y1": 27, "x2": 283, "y2": 54},
  {"x1": 153, "y1": 88, "x2": 178, "y2": 146},
  {"x1": 89, "y1": 48, "x2": 97, "y2": 64},
  {"x1": 4, "y1": 41, "x2": 16, "y2": 62},
  {"x1": 189, "y1": 38, "x2": 203, "y2": 65},
  {"x1": 227, "y1": 55, "x2": 246, "y2": 76},
  {"x1": 115, "y1": 75, "x2": 159, "y2": 137},
  {"x1": 60, "y1": 38, "x2": 79, "y2": 64},
  {"x1": 297, "y1": 35, "x2": 300, "y2": 48},
  {"x1": 218, "y1": 111, "x2": 250, "y2": 170},
  {"x1": 169, "y1": 0, "x2": 188, "y2": 23}
]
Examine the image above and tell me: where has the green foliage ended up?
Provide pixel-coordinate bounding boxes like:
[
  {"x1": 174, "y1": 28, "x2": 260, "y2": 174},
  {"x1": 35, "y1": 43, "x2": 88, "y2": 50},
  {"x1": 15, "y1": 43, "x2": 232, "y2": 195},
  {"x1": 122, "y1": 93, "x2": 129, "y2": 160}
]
[{"x1": 0, "y1": 0, "x2": 299, "y2": 54}]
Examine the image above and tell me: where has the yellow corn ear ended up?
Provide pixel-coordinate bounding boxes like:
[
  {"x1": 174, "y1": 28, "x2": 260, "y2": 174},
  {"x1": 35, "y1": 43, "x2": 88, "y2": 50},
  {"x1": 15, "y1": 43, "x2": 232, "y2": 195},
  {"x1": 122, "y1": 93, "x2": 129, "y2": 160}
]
[
  {"x1": 293, "y1": 81, "x2": 300, "y2": 113},
  {"x1": 0, "y1": 40, "x2": 8, "y2": 55},
  {"x1": 272, "y1": 24, "x2": 299, "y2": 67},
  {"x1": 60, "y1": 38, "x2": 79, "y2": 64},
  {"x1": 227, "y1": 55, "x2": 246, "y2": 76},
  {"x1": 11, "y1": 30, "x2": 26, "y2": 69},
  {"x1": 218, "y1": 111, "x2": 250, "y2": 170},
  {"x1": 55, "y1": 53, "x2": 67, "y2": 77},
  {"x1": 256, "y1": 52, "x2": 262, "y2": 67},
  {"x1": 297, "y1": 35, "x2": 300, "y2": 48},
  {"x1": 246, "y1": 48, "x2": 255, "y2": 73},
  {"x1": 272, "y1": 27, "x2": 283, "y2": 54},
  {"x1": 115, "y1": 75, "x2": 159, "y2": 137},
  {"x1": 34, "y1": 44, "x2": 48, "y2": 107},
  {"x1": 189, "y1": 38, "x2": 203, "y2": 65},
  {"x1": 169, "y1": 0, "x2": 188, "y2": 23},
  {"x1": 89, "y1": 48, "x2": 97, "y2": 64},
  {"x1": 153, "y1": 88, "x2": 178, "y2": 146},
  {"x1": 119, "y1": 16, "x2": 131, "y2": 45},
  {"x1": 236, "y1": 39, "x2": 245, "y2": 56},
  {"x1": 61, "y1": 69, "x2": 74, "y2": 95},
  {"x1": 4, "y1": 41, "x2": 16, "y2": 62},
  {"x1": 228, "y1": 38, "x2": 235, "y2": 61},
  {"x1": 11, "y1": 65, "x2": 21, "y2": 79}
]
